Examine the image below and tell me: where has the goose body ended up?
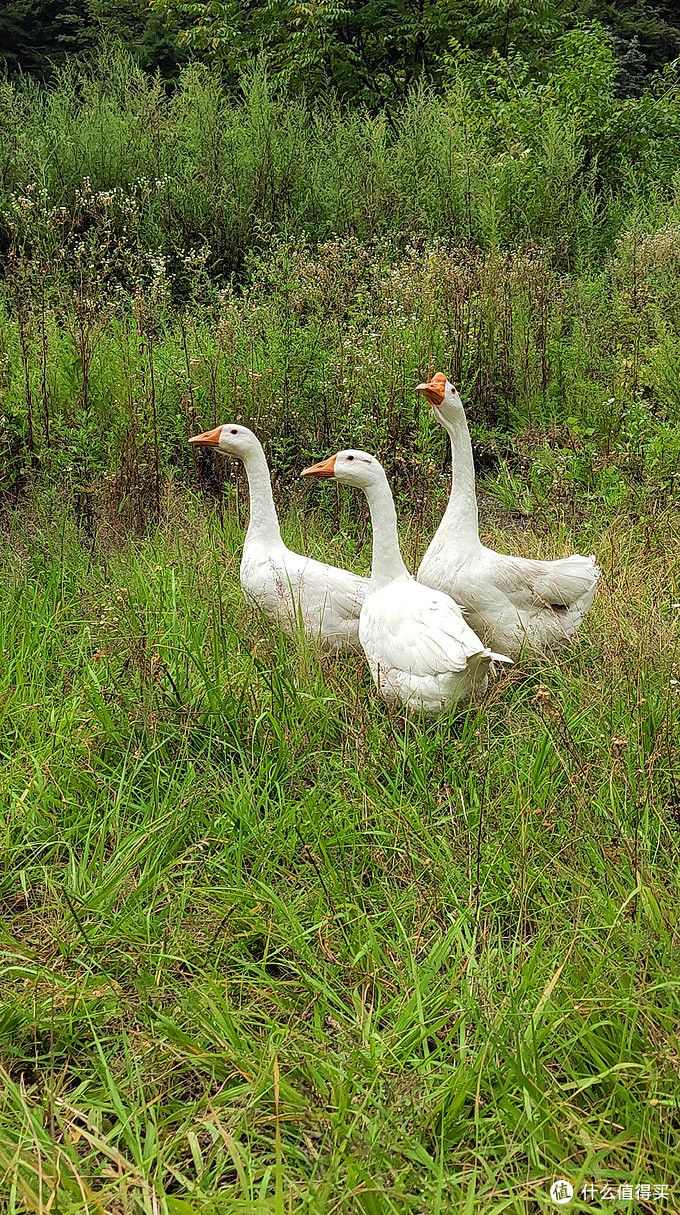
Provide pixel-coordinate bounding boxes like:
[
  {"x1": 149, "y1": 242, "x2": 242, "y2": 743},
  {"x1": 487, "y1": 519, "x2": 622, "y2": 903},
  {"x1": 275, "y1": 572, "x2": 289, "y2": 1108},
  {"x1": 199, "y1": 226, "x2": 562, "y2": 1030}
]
[
  {"x1": 302, "y1": 449, "x2": 511, "y2": 715},
  {"x1": 189, "y1": 425, "x2": 368, "y2": 652},
  {"x1": 416, "y1": 375, "x2": 600, "y2": 659},
  {"x1": 358, "y1": 576, "x2": 507, "y2": 715}
]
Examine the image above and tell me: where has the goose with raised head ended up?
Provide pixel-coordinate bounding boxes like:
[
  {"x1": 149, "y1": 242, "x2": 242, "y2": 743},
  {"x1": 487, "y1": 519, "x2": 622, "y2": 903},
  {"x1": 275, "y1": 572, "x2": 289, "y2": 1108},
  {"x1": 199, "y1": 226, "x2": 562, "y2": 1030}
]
[
  {"x1": 189, "y1": 424, "x2": 368, "y2": 651},
  {"x1": 302, "y1": 449, "x2": 511, "y2": 715},
  {"x1": 415, "y1": 374, "x2": 600, "y2": 658}
]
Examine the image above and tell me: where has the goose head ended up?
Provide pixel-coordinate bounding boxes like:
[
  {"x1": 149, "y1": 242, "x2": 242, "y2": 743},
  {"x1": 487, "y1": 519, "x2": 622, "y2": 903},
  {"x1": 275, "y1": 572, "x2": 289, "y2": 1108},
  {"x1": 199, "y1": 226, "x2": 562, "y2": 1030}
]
[
  {"x1": 415, "y1": 372, "x2": 464, "y2": 426},
  {"x1": 189, "y1": 423, "x2": 259, "y2": 458},
  {"x1": 301, "y1": 449, "x2": 382, "y2": 488}
]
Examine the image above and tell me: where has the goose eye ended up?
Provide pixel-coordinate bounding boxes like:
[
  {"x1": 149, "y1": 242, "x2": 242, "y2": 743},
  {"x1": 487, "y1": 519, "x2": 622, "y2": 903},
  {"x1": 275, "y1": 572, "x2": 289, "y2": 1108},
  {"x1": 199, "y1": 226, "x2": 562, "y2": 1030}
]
[
  {"x1": 230, "y1": 429, "x2": 238, "y2": 435},
  {"x1": 346, "y1": 455, "x2": 354, "y2": 461}
]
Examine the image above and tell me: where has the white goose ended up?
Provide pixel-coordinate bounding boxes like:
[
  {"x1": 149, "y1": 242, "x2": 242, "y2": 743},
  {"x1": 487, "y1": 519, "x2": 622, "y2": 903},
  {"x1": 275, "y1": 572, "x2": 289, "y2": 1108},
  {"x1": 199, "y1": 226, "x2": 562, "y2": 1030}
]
[
  {"x1": 189, "y1": 424, "x2": 368, "y2": 651},
  {"x1": 415, "y1": 374, "x2": 600, "y2": 658},
  {"x1": 302, "y1": 449, "x2": 511, "y2": 715}
]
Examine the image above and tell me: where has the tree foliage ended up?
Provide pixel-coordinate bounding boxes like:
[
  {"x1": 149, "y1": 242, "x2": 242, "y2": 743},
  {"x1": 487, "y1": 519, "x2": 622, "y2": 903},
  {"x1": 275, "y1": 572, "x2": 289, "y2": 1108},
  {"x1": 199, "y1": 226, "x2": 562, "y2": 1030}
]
[
  {"x1": 0, "y1": 0, "x2": 187, "y2": 79},
  {"x1": 148, "y1": 0, "x2": 680, "y2": 103},
  {"x1": 2, "y1": 0, "x2": 679, "y2": 105},
  {"x1": 0, "y1": 0, "x2": 97, "y2": 74}
]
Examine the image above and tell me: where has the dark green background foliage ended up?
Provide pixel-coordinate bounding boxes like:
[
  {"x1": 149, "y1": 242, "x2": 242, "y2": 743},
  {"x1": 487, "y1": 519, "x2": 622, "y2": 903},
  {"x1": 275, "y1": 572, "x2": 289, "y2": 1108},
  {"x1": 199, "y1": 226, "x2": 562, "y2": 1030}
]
[
  {"x1": 0, "y1": 0, "x2": 186, "y2": 79},
  {"x1": 1, "y1": 32, "x2": 679, "y2": 278},
  {"x1": 2, "y1": 0, "x2": 680, "y2": 103}
]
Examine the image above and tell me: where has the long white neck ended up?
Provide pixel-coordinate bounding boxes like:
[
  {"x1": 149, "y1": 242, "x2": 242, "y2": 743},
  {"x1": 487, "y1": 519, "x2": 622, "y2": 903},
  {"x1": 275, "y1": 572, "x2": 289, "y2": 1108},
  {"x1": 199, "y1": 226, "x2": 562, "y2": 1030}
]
[
  {"x1": 362, "y1": 469, "x2": 410, "y2": 589},
  {"x1": 434, "y1": 408, "x2": 481, "y2": 549},
  {"x1": 241, "y1": 443, "x2": 283, "y2": 548}
]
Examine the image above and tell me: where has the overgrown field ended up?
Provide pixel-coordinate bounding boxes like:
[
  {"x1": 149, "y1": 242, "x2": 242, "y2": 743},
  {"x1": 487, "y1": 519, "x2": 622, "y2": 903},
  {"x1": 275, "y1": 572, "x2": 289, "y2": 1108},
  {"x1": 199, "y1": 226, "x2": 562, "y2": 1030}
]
[
  {"x1": 3, "y1": 453, "x2": 680, "y2": 1213},
  {"x1": 3, "y1": 54, "x2": 680, "y2": 1214}
]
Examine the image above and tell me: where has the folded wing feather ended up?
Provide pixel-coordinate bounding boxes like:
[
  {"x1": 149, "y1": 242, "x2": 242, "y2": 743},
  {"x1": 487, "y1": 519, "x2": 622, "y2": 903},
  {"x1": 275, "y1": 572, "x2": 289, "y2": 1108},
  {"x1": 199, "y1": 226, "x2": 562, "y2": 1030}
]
[
  {"x1": 362, "y1": 583, "x2": 488, "y2": 677},
  {"x1": 489, "y1": 551, "x2": 600, "y2": 609}
]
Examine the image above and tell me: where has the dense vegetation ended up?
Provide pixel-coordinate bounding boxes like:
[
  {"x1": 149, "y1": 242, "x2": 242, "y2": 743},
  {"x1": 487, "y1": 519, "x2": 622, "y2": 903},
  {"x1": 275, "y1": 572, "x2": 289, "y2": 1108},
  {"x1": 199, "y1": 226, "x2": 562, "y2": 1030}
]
[
  {"x1": 2, "y1": 25, "x2": 680, "y2": 1215},
  {"x1": 3, "y1": 0, "x2": 680, "y2": 102}
]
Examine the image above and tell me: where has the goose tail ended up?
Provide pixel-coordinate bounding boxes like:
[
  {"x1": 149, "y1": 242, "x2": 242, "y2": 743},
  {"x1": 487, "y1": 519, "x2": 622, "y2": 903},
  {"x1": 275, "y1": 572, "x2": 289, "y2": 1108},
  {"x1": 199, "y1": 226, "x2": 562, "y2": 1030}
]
[
  {"x1": 466, "y1": 649, "x2": 492, "y2": 685},
  {"x1": 466, "y1": 648, "x2": 513, "y2": 689},
  {"x1": 490, "y1": 651, "x2": 513, "y2": 666}
]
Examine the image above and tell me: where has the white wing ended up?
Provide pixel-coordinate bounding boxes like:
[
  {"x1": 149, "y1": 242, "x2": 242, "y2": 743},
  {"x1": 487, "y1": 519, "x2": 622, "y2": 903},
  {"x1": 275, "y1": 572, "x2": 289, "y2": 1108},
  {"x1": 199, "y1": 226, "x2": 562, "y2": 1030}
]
[
  {"x1": 488, "y1": 551, "x2": 600, "y2": 610},
  {"x1": 241, "y1": 545, "x2": 368, "y2": 639},
  {"x1": 295, "y1": 554, "x2": 368, "y2": 620},
  {"x1": 362, "y1": 580, "x2": 488, "y2": 677},
  {"x1": 531, "y1": 554, "x2": 600, "y2": 607}
]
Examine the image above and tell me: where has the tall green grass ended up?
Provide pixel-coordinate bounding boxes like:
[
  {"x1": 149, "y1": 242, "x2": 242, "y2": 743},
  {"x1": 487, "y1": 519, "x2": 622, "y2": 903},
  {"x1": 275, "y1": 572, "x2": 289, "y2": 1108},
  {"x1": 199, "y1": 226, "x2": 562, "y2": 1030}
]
[
  {"x1": 1, "y1": 488, "x2": 680, "y2": 1211},
  {"x1": 2, "y1": 48, "x2": 680, "y2": 279}
]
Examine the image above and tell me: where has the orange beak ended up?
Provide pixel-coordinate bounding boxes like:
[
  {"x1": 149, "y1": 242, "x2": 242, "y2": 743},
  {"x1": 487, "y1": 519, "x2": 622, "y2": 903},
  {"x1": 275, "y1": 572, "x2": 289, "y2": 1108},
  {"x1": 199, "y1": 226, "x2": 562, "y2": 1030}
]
[
  {"x1": 301, "y1": 454, "x2": 337, "y2": 479},
  {"x1": 415, "y1": 374, "x2": 447, "y2": 409},
  {"x1": 189, "y1": 425, "x2": 223, "y2": 446}
]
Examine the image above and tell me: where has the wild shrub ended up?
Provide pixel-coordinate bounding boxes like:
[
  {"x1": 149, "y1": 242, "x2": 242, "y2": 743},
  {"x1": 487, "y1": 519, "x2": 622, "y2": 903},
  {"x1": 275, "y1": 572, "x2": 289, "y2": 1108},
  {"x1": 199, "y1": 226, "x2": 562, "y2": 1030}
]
[{"x1": 1, "y1": 39, "x2": 680, "y2": 276}]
